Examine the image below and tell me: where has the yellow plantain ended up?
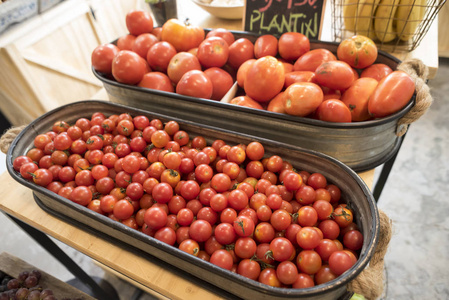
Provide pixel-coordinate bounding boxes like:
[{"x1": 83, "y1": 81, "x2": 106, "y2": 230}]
[
  {"x1": 374, "y1": 0, "x2": 400, "y2": 42},
  {"x1": 355, "y1": 0, "x2": 381, "y2": 40},
  {"x1": 394, "y1": 0, "x2": 427, "y2": 41},
  {"x1": 343, "y1": 0, "x2": 359, "y2": 32}
]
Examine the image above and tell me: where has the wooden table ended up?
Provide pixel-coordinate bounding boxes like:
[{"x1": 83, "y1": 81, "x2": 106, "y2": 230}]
[{"x1": 0, "y1": 1, "x2": 438, "y2": 299}]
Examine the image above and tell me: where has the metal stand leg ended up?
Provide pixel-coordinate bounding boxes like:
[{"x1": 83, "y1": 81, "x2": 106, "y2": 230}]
[
  {"x1": 372, "y1": 132, "x2": 407, "y2": 202},
  {"x1": 6, "y1": 214, "x2": 119, "y2": 300}
]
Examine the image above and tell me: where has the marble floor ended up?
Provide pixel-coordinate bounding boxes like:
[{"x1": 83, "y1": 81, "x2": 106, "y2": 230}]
[{"x1": 0, "y1": 57, "x2": 448, "y2": 300}]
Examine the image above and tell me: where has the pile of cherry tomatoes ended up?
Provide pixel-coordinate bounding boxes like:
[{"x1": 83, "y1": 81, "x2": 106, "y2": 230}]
[
  {"x1": 91, "y1": 10, "x2": 416, "y2": 123},
  {"x1": 13, "y1": 110, "x2": 365, "y2": 289}
]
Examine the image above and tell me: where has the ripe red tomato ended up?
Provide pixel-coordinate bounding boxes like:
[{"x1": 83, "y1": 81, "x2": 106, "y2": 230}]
[
  {"x1": 368, "y1": 70, "x2": 415, "y2": 118},
  {"x1": 293, "y1": 48, "x2": 336, "y2": 72},
  {"x1": 284, "y1": 71, "x2": 316, "y2": 88},
  {"x1": 176, "y1": 70, "x2": 213, "y2": 99},
  {"x1": 244, "y1": 56, "x2": 285, "y2": 103},
  {"x1": 236, "y1": 59, "x2": 256, "y2": 88},
  {"x1": 315, "y1": 60, "x2": 355, "y2": 91},
  {"x1": 254, "y1": 34, "x2": 278, "y2": 58},
  {"x1": 138, "y1": 72, "x2": 174, "y2": 92},
  {"x1": 206, "y1": 28, "x2": 235, "y2": 46},
  {"x1": 117, "y1": 34, "x2": 136, "y2": 51},
  {"x1": 360, "y1": 63, "x2": 393, "y2": 81},
  {"x1": 278, "y1": 32, "x2": 310, "y2": 62},
  {"x1": 283, "y1": 82, "x2": 324, "y2": 117},
  {"x1": 132, "y1": 33, "x2": 159, "y2": 58},
  {"x1": 266, "y1": 92, "x2": 286, "y2": 114},
  {"x1": 161, "y1": 19, "x2": 205, "y2": 52},
  {"x1": 227, "y1": 38, "x2": 255, "y2": 70},
  {"x1": 328, "y1": 250, "x2": 356, "y2": 275},
  {"x1": 229, "y1": 96, "x2": 263, "y2": 110},
  {"x1": 91, "y1": 43, "x2": 120, "y2": 74},
  {"x1": 112, "y1": 50, "x2": 148, "y2": 85},
  {"x1": 204, "y1": 67, "x2": 234, "y2": 100},
  {"x1": 146, "y1": 41, "x2": 177, "y2": 73},
  {"x1": 167, "y1": 52, "x2": 201, "y2": 84},
  {"x1": 315, "y1": 99, "x2": 352, "y2": 123},
  {"x1": 337, "y1": 35, "x2": 378, "y2": 69},
  {"x1": 197, "y1": 37, "x2": 229, "y2": 68},
  {"x1": 341, "y1": 77, "x2": 378, "y2": 121},
  {"x1": 126, "y1": 10, "x2": 154, "y2": 36},
  {"x1": 210, "y1": 249, "x2": 234, "y2": 270}
]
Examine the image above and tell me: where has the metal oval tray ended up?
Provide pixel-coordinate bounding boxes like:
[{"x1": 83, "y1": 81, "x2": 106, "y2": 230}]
[{"x1": 7, "y1": 100, "x2": 380, "y2": 300}]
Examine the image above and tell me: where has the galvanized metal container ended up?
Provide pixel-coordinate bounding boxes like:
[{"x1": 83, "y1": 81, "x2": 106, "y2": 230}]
[
  {"x1": 93, "y1": 31, "x2": 414, "y2": 172},
  {"x1": 7, "y1": 100, "x2": 380, "y2": 300}
]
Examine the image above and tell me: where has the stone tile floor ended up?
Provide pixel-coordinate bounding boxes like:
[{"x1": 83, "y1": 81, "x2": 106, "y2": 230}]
[{"x1": 0, "y1": 58, "x2": 448, "y2": 300}]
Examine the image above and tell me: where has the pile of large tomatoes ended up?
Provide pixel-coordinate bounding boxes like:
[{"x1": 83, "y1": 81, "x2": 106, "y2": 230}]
[
  {"x1": 91, "y1": 10, "x2": 415, "y2": 123},
  {"x1": 13, "y1": 111, "x2": 365, "y2": 289}
]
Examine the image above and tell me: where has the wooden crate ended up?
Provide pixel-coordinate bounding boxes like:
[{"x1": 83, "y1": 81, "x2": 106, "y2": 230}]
[{"x1": 0, "y1": 0, "x2": 145, "y2": 126}]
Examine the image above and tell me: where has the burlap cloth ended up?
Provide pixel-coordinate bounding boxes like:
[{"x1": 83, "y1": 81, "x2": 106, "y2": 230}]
[{"x1": 0, "y1": 58, "x2": 433, "y2": 300}]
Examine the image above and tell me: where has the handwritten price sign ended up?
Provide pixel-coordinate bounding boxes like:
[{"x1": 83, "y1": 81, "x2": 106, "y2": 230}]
[{"x1": 243, "y1": 0, "x2": 326, "y2": 39}]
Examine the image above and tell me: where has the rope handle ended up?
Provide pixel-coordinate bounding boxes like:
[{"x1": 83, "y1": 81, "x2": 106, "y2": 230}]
[
  {"x1": 348, "y1": 209, "x2": 392, "y2": 300},
  {"x1": 0, "y1": 125, "x2": 26, "y2": 154},
  {"x1": 395, "y1": 58, "x2": 433, "y2": 137}
]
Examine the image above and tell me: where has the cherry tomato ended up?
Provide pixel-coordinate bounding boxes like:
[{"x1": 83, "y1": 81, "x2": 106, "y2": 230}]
[
  {"x1": 328, "y1": 250, "x2": 356, "y2": 275},
  {"x1": 210, "y1": 249, "x2": 233, "y2": 270}
]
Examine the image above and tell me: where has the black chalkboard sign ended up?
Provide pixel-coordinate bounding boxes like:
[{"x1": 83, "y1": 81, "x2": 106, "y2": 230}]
[{"x1": 243, "y1": 0, "x2": 326, "y2": 39}]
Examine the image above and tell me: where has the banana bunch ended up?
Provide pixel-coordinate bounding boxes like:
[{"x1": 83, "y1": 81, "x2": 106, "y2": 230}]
[{"x1": 342, "y1": 0, "x2": 427, "y2": 42}]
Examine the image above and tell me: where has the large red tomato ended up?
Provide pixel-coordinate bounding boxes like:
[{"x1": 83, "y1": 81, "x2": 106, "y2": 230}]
[
  {"x1": 284, "y1": 71, "x2": 316, "y2": 89},
  {"x1": 227, "y1": 38, "x2": 255, "y2": 70},
  {"x1": 197, "y1": 37, "x2": 229, "y2": 68},
  {"x1": 112, "y1": 50, "x2": 149, "y2": 85},
  {"x1": 176, "y1": 70, "x2": 213, "y2": 99},
  {"x1": 315, "y1": 99, "x2": 352, "y2": 123},
  {"x1": 315, "y1": 61, "x2": 355, "y2": 91},
  {"x1": 132, "y1": 33, "x2": 159, "y2": 58},
  {"x1": 229, "y1": 96, "x2": 263, "y2": 110},
  {"x1": 278, "y1": 32, "x2": 310, "y2": 62},
  {"x1": 236, "y1": 59, "x2": 256, "y2": 88},
  {"x1": 146, "y1": 41, "x2": 177, "y2": 73},
  {"x1": 283, "y1": 82, "x2": 323, "y2": 117},
  {"x1": 341, "y1": 77, "x2": 378, "y2": 121},
  {"x1": 244, "y1": 56, "x2": 285, "y2": 103},
  {"x1": 337, "y1": 35, "x2": 378, "y2": 69},
  {"x1": 126, "y1": 10, "x2": 154, "y2": 36},
  {"x1": 167, "y1": 52, "x2": 202, "y2": 84},
  {"x1": 117, "y1": 34, "x2": 136, "y2": 51},
  {"x1": 293, "y1": 49, "x2": 336, "y2": 72},
  {"x1": 206, "y1": 28, "x2": 235, "y2": 46},
  {"x1": 204, "y1": 67, "x2": 234, "y2": 100},
  {"x1": 161, "y1": 19, "x2": 205, "y2": 52},
  {"x1": 138, "y1": 72, "x2": 174, "y2": 93},
  {"x1": 360, "y1": 63, "x2": 393, "y2": 81},
  {"x1": 91, "y1": 43, "x2": 120, "y2": 74},
  {"x1": 368, "y1": 71, "x2": 415, "y2": 118},
  {"x1": 254, "y1": 34, "x2": 278, "y2": 59}
]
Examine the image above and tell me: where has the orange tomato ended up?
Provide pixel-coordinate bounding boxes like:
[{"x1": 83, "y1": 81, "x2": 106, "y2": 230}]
[
  {"x1": 161, "y1": 19, "x2": 205, "y2": 52},
  {"x1": 360, "y1": 63, "x2": 394, "y2": 81},
  {"x1": 244, "y1": 56, "x2": 285, "y2": 103},
  {"x1": 284, "y1": 71, "x2": 316, "y2": 89},
  {"x1": 283, "y1": 82, "x2": 324, "y2": 117},
  {"x1": 267, "y1": 92, "x2": 286, "y2": 113},
  {"x1": 229, "y1": 96, "x2": 263, "y2": 110},
  {"x1": 315, "y1": 99, "x2": 352, "y2": 123},
  {"x1": 315, "y1": 61, "x2": 355, "y2": 91},
  {"x1": 341, "y1": 77, "x2": 378, "y2": 121},
  {"x1": 337, "y1": 35, "x2": 378, "y2": 69},
  {"x1": 293, "y1": 49, "x2": 336, "y2": 72}
]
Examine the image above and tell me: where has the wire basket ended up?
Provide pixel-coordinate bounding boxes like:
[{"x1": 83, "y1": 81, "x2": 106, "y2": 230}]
[{"x1": 331, "y1": 0, "x2": 447, "y2": 53}]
